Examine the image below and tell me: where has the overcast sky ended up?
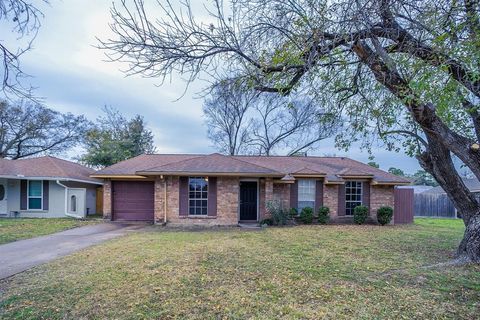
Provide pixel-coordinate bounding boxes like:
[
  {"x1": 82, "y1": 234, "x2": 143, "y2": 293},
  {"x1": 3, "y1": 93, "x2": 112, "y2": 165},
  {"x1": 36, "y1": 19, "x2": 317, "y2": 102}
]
[{"x1": 4, "y1": 0, "x2": 422, "y2": 173}]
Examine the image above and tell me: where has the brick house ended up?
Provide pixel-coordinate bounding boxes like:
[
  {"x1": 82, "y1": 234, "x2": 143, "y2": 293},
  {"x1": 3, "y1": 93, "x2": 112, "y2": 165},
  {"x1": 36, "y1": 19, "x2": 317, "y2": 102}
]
[{"x1": 91, "y1": 153, "x2": 410, "y2": 225}]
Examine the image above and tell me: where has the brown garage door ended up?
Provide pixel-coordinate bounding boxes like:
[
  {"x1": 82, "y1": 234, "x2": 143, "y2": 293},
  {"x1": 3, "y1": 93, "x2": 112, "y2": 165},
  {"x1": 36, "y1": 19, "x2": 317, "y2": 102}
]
[{"x1": 112, "y1": 181, "x2": 154, "y2": 221}]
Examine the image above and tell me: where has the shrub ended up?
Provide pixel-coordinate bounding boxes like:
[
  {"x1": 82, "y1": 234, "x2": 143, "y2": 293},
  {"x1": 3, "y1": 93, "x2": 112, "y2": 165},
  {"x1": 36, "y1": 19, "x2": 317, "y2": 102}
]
[
  {"x1": 289, "y1": 207, "x2": 298, "y2": 218},
  {"x1": 377, "y1": 206, "x2": 394, "y2": 225},
  {"x1": 317, "y1": 206, "x2": 330, "y2": 224},
  {"x1": 259, "y1": 218, "x2": 273, "y2": 226},
  {"x1": 299, "y1": 207, "x2": 314, "y2": 224},
  {"x1": 266, "y1": 201, "x2": 292, "y2": 226},
  {"x1": 353, "y1": 205, "x2": 369, "y2": 224}
]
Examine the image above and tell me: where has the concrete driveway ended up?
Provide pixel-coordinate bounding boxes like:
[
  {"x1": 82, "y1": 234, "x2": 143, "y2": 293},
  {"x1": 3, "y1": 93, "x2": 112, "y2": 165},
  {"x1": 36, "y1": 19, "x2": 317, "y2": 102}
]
[{"x1": 0, "y1": 223, "x2": 145, "y2": 280}]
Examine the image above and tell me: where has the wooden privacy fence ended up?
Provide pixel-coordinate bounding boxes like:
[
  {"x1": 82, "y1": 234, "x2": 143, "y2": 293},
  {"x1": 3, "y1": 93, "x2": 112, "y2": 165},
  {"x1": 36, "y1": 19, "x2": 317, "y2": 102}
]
[
  {"x1": 394, "y1": 188, "x2": 414, "y2": 224},
  {"x1": 414, "y1": 193, "x2": 456, "y2": 218},
  {"x1": 414, "y1": 192, "x2": 480, "y2": 218}
]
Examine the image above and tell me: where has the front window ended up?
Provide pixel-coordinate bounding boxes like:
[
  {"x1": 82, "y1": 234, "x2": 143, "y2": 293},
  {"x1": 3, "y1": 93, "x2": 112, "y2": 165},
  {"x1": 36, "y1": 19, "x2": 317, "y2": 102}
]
[
  {"x1": 189, "y1": 177, "x2": 208, "y2": 215},
  {"x1": 298, "y1": 179, "x2": 315, "y2": 211},
  {"x1": 70, "y1": 195, "x2": 77, "y2": 212},
  {"x1": 28, "y1": 180, "x2": 43, "y2": 210},
  {"x1": 345, "y1": 181, "x2": 362, "y2": 216}
]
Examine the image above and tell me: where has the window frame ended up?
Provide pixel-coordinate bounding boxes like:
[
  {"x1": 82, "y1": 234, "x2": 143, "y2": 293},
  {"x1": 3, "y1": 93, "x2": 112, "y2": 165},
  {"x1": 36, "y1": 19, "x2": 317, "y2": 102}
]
[
  {"x1": 297, "y1": 179, "x2": 316, "y2": 211},
  {"x1": 188, "y1": 177, "x2": 208, "y2": 216},
  {"x1": 27, "y1": 180, "x2": 43, "y2": 211},
  {"x1": 345, "y1": 181, "x2": 363, "y2": 216}
]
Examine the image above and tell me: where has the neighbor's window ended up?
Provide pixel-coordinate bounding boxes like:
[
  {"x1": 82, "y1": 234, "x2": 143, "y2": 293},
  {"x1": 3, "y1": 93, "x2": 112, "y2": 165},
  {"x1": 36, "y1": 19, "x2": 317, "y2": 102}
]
[
  {"x1": 28, "y1": 180, "x2": 43, "y2": 210},
  {"x1": 70, "y1": 195, "x2": 77, "y2": 212},
  {"x1": 345, "y1": 181, "x2": 362, "y2": 216},
  {"x1": 298, "y1": 179, "x2": 315, "y2": 210},
  {"x1": 188, "y1": 177, "x2": 208, "y2": 215}
]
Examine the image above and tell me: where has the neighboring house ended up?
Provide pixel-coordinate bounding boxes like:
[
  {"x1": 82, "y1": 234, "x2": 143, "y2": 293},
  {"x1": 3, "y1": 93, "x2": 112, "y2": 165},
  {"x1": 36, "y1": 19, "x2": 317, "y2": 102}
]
[
  {"x1": 92, "y1": 153, "x2": 411, "y2": 225},
  {"x1": 423, "y1": 178, "x2": 480, "y2": 196},
  {"x1": 0, "y1": 156, "x2": 103, "y2": 218}
]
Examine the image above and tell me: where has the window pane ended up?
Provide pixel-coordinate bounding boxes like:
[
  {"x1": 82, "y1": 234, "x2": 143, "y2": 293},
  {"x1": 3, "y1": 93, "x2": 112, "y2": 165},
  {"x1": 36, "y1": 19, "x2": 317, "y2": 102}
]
[
  {"x1": 28, "y1": 181, "x2": 42, "y2": 197},
  {"x1": 188, "y1": 177, "x2": 208, "y2": 215},
  {"x1": 345, "y1": 181, "x2": 363, "y2": 216},
  {"x1": 28, "y1": 198, "x2": 42, "y2": 210}
]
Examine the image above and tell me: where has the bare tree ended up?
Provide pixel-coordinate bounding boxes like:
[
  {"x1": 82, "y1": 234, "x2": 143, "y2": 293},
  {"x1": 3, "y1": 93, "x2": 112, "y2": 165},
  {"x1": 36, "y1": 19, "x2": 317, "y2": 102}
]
[
  {"x1": 101, "y1": 0, "x2": 480, "y2": 262},
  {"x1": 203, "y1": 78, "x2": 255, "y2": 155},
  {"x1": 248, "y1": 94, "x2": 337, "y2": 155},
  {"x1": 204, "y1": 78, "x2": 337, "y2": 155},
  {"x1": 0, "y1": 99, "x2": 91, "y2": 159},
  {"x1": 0, "y1": 0, "x2": 48, "y2": 98}
]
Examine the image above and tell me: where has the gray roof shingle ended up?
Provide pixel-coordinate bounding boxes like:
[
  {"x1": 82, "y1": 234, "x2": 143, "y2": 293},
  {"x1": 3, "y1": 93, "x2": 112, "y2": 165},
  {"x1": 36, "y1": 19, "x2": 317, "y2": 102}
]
[{"x1": 93, "y1": 153, "x2": 410, "y2": 184}]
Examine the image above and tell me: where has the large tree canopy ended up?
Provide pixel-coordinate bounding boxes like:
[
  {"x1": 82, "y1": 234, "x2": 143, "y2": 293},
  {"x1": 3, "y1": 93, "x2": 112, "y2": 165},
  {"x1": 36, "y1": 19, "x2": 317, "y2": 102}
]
[
  {"x1": 80, "y1": 106, "x2": 156, "y2": 168},
  {"x1": 101, "y1": 0, "x2": 480, "y2": 262},
  {"x1": 0, "y1": 99, "x2": 90, "y2": 159}
]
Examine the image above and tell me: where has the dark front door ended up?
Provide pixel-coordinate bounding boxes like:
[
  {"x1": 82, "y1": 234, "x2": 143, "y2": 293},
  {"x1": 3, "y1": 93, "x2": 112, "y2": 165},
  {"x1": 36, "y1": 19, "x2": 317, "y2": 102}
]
[{"x1": 240, "y1": 181, "x2": 258, "y2": 221}]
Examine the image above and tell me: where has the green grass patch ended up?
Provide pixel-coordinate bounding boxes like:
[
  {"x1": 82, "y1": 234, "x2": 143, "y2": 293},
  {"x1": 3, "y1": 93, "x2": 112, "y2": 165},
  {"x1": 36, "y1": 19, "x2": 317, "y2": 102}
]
[
  {"x1": 0, "y1": 218, "x2": 98, "y2": 245},
  {"x1": 0, "y1": 219, "x2": 478, "y2": 319}
]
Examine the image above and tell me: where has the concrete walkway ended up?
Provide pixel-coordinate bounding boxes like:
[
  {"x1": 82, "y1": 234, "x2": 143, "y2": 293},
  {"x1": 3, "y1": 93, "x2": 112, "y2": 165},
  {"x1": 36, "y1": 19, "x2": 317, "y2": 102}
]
[{"x1": 0, "y1": 223, "x2": 144, "y2": 280}]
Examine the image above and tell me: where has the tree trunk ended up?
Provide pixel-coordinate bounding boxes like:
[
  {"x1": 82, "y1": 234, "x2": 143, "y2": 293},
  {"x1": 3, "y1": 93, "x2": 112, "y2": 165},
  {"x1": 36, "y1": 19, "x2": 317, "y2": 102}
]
[{"x1": 417, "y1": 133, "x2": 480, "y2": 262}]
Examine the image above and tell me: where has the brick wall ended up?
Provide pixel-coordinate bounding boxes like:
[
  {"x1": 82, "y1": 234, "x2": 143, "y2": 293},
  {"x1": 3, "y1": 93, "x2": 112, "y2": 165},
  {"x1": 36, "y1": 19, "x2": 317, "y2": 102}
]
[
  {"x1": 164, "y1": 176, "x2": 239, "y2": 226},
  {"x1": 154, "y1": 177, "x2": 166, "y2": 223},
  {"x1": 102, "y1": 180, "x2": 111, "y2": 220},
  {"x1": 323, "y1": 184, "x2": 339, "y2": 219},
  {"x1": 273, "y1": 183, "x2": 290, "y2": 209},
  {"x1": 259, "y1": 178, "x2": 266, "y2": 219},
  {"x1": 370, "y1": 185, "x2": 395, "y2": 221}
]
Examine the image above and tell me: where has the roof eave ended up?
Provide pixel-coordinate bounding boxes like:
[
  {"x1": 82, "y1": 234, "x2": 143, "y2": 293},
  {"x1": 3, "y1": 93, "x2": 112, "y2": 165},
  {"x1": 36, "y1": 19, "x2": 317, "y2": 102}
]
[
  {"x1": 292, "y1": 174, "x2": 326, "y2": 178},
  {"x1": 0, "y1": 175, "x2": 103, "y2": 185},
  {"x1": 90, "y1": 174, "x2": 149, "y2": 179},
  {"x1": 371, "y1": 180, "x2": 412, "y2": 186},
  {"x1": 338, "y1": 174, "x2": 374, "y2": 178}
]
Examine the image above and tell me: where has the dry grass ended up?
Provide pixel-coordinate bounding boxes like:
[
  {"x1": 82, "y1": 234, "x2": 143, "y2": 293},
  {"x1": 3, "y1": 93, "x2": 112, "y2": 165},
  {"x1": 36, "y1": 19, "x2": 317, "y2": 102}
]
[
  {"x1": 0, "y1": 218, "x2": 98, "y2": 245},
  {"x1": 0, "y1": 218, "x2": 479, "y2": 319}
]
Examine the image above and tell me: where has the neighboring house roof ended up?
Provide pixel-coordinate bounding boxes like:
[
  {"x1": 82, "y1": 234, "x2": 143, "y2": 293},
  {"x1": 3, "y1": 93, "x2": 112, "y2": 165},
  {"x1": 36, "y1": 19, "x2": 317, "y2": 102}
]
[
  {"x1": 397, "y1": 185, "x2": 434, "y2": 194},
  {"x1": 0, "y1": 156, "x2": 102, "y2": 184},
  {"x1": 423, "y1": 178, "x2": 480, "y2": 194},
  {"x1": 93, "y1": 153, "x2": 411, "y2": 185}
]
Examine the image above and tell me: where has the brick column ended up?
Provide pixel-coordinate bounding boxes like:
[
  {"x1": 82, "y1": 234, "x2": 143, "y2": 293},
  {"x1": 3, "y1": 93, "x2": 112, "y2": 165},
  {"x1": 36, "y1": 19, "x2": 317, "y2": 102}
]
[
  {"x1": 154, "y1": 177, "x2": 166, "y2": 224},
  {"x1": 265, "y1": 177, "x2": 274, "y2": 204},
  {"x1": 370, "y1": 185, "x2": 395, "y2": 222},
  {"x1": 103, "y1": 180, "x2": 112, "y2": 220},
  {"x1": 323, "y1": 184, "x2": 339, "y2": 219}
]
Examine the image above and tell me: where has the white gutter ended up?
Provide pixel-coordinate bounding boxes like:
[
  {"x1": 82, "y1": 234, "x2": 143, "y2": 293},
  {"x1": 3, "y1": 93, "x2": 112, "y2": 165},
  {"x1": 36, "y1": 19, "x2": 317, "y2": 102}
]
[{"x1": 56, "y1": 180, "x2": 83, "y2": 219}]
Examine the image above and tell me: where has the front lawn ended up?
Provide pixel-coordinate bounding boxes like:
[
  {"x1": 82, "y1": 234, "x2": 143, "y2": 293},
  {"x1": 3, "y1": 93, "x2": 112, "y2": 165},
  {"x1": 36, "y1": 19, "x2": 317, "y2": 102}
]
[
  {"x1": 0, "y1": 218, "x2": 98, "y2": 245},
  {"x1": 1, "y1": 218, "x2": 479, "y2": 319}
]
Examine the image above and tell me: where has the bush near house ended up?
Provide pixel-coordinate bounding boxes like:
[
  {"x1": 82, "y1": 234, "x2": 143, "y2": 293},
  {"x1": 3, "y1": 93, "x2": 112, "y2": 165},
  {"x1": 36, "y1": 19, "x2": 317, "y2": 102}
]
[
  {"x1": 299, "y1": 207, "x2": 314, "y2": 224},
  {"x1": 266, "y1": 201, "x2": 292, "y2": 226},
  {"x1": 317, "y1": 206, "x2": 330, "y2": 224},
  {"x1": 353, "y1": 206, "x2": 369, "y2": 225},
  {"x1": 377, "y1": 206, "x2": 394, "y2": 225}
]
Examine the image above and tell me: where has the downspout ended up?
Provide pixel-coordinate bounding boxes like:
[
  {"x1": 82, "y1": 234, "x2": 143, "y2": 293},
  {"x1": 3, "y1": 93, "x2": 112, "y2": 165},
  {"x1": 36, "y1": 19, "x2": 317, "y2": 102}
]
[
  {"x1": 56, "y1": 180, "x2": 83, "y2": 219},
  {"x1": 164, "y1": 177, "x2": 167, "y2": 225}
]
